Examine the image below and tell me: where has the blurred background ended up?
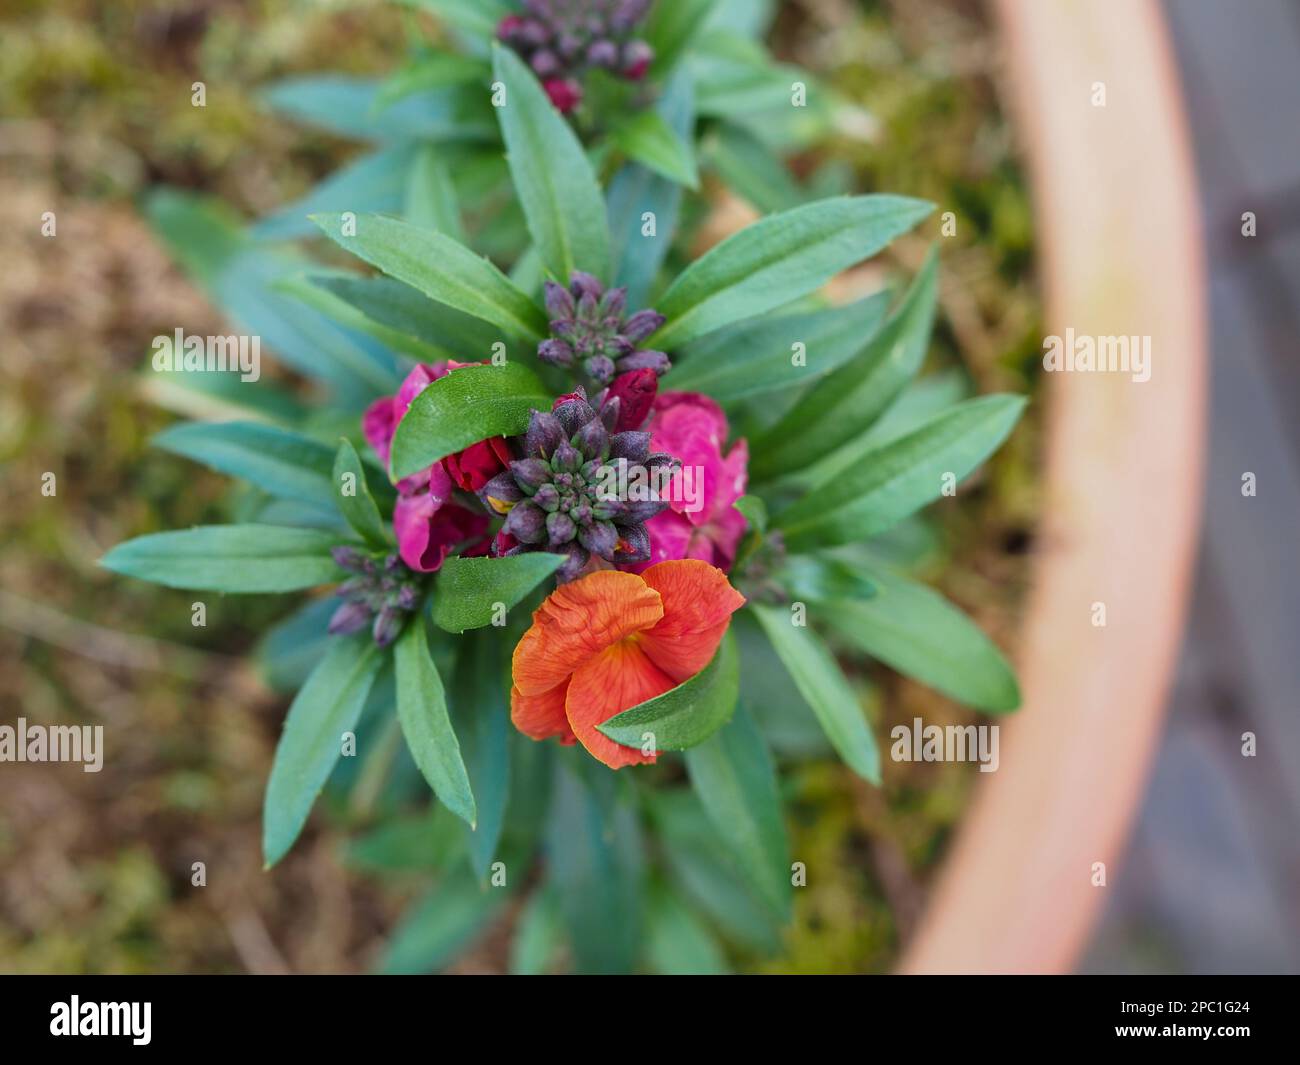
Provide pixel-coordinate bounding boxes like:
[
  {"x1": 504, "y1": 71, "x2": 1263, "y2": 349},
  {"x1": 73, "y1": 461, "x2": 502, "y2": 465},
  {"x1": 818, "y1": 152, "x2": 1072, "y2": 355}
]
[{"x1": 0, "y1": 0, "x2": 1294, "y2": 973}]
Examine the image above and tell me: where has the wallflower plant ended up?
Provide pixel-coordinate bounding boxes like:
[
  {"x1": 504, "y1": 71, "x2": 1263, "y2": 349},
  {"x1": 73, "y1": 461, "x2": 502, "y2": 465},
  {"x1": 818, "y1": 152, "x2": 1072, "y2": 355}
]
[{"x1": 105, "y1": 10, "x2": 1024, "y2": 974}]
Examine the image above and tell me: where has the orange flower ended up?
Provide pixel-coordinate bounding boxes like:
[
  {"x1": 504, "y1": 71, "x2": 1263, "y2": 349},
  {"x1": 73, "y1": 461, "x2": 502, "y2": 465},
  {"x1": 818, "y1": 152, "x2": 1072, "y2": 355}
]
[{"x1": 510, "y1": 560, "x2": 746, "y2": 768}]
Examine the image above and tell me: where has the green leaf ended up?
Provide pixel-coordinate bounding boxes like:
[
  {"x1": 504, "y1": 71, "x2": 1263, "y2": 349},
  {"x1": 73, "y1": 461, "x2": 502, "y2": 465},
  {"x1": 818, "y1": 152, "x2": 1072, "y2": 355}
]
[
  {"x1": 684, "y1": 704, "x2": 791, "y2": 918},
  {"x1": 398, "y1": 0, "x2": 512, "y2": 39},
  {"x1": 346, "y1": 808, "x2": 464, "y2": 872},
  {"x1": 646, "y1": 884, "x2": 731, "y2": 974},
  {"x1": 388, "y1": 362, "x2": 551, "y2": 482},
  {"x1": 775, "y1": 554, "x2": 877, "y2": 602},
  {"x1": 153, "y1": 421, "x2": 338, "y2": 510},
  {"x1": 431, "y1": 553, "x2": 564, "y2": 633},
  {"x1": 377, "y1": 53, "x2": 486, "y2": 110},
  {"x1": 732, "y1": 610, "x2": 829, "y2": 759},
  {"x1": 509, "y1": 886, "x2": 563, "y2": 975},
  {"x1": 773, "y1": 394, "x2": 1027, "y2": 550},
  {"x1": 643, "y1": 0, "x2": 718, "y2": 74},
  {"x1": 378, "y1": 869, "x2": 506, "y2": 974},
  {"x1": 405, "y1": 144, "x2": 467, "y2": 244},
  {"x1": 705, "y1": 121, "x2": 802, "y2": 213},
  {"x1": 311, "y1": 212, "x2": 547, "y2": 341},
  {"x1": 332, "y1": 439, "x2": 390, "y2": 548},
  {"x1": 263, "y1": 634, "x2": 383, "y2": 866},
  {"x1": 395, "y1": 616, "x2": 478, "y2": 826},
  {"x1": 652, "y1": 195, "x2": 933, "y2": 349},
  {"x1": 101, "y1": 525, "x2": 341, "y2": 593},
  {"x1": 749, "y1": 603, "x2": 879, "y2": 782},
  {"x1": 300, "y1": 274, "x2": 506, "y2": 363},
  {"x1": 451, "y1": 633, "x2": 511, "y2": 880},
  {"x1": 610, "y1": 110, "x2": 699, "y2": 189},
  {"x1": 733, "y1": 494, "x2": 767, "y2": 533},
  {"x1": 492, "y1": 44, "x2": 610, "y2": 281},
  {"x1": 753, "y1": 247, "x2": 939, "y2": 478},
  {"x1": 546, "y1": 762, "x2": 644, "y2": 974},
  {"x1": 597, "y1": 630, "x2": 739, "y2": 751},
  {"x1": 667, "y1": 291, "x2": 889, "y2": 402},
  {"x1": 256, "y1": 597, "x2": 337, "y2": 693},
  {"x1": 606, "y1": 70, "x2": 694, "y2": 307},
  {"x1": 818, "y1": 563, "x2": 1021, "y2": 713}
]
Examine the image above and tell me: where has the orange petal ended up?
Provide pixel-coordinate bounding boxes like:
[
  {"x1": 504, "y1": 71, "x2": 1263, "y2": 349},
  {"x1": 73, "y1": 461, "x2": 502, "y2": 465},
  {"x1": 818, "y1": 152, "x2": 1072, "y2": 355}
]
[
  {"x1": 511, "y1": 569, "x2": 664, "y2": 697},
  {"x1": 510, "y1": 682, "x2": 576, "y2": 745},
  {"x1": 564, "y1": 640, "x2": 676, "y2": 768},
  {"x1": 638, "y1": 560, "x2": 747, "y2": 683}
]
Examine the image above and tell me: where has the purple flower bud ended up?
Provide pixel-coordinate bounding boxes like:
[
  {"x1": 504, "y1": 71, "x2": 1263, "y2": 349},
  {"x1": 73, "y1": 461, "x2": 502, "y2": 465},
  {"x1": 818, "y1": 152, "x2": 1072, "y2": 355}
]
[
  {"x1": 530, "y1": 49, "x2": 561, "y2": 77},
  {"x1": 624, "y1": 498, "x2": 668, "y2": 523},
  {"x1": 479, "y1": 471, "x2": 524, "y2": 514},
  {"x1": 621, "y1": 40, "x2": 653, "y2": 81},
  {"x1": 587, "y1": 39, "x2": 619, "y2": 68},
  {"x1": 543, "y1": 279, "x2": 576, "y2": 320},
  {"x1": 591, "y1": 497, "x2": 627, "y2": 522},
  {"x1": 553, "y1": 395, "x2": 596, "y2": 436},
  {"x1": 525, "y1": 409, "x2": 565, "y2": 458},
  {"x1": 510, "y1": 457, "x2": 551, "y2": 492},
  {"x1": 538, "y1": 338, "x2": 575, "y2": 368},
  {"x1": 599, "y1": 286, "x2": 627, "y2": 319},
  {"x1": 598, "y1": 395, "x2": 621, "y2": 432},
  {"x1": 372, "y1": 605, "x2": 403, "y2": 648},
  {"x1": 331, "y1": 546, "x2": 367, "y2": 572},
  {"x1": 395, "y1": 584, "x2": 420, "y2": 611},
  {"x1": 551, "y1": 439, "x2": 583, "y2": 474},
  {"x1": 572, "y1": 418, "x2": 609, "y2": 461},
  {"x1": 555, "y1": 542, "x2": 590, "y2": 582},
  {"x1": 646, "y1": 451, "x2": 679, "y2": 471},
  {"x1": 328, "y1": 600, "x2": 371, "y2": 636},
  {"x1": 608, "y1": 430, "x2": 651, "y2": 463},
  {"x1": 622, "y1": 308, "x2": 665, "y2": 342},
  {"x1": 578, "y1": 520, "x2": 618, "y2": 559},
  {"x1": 546, "y1": 510, "x2": 577, "y2": 545},
  {"x1": 569, "y1": 271, "x2": 604, "y2": 302},
  {"x1": 617, "y1": 349, "x2": 671, "y2": 376},
  {"x1": 503, "y1": 500, "x2": 548, "y2": 544},
  {"x1": 585, "y1": 355, "x2": 616, "y2": 385},
  {"x1": 533, "y1": 483, "x2": 561, "y2": 512},
  {"x1": 613, "y1": 522, "x2": 651, "y2": 563},
  {"x1": 576, "y1": 290, "x2": 599, "y2": 322}
]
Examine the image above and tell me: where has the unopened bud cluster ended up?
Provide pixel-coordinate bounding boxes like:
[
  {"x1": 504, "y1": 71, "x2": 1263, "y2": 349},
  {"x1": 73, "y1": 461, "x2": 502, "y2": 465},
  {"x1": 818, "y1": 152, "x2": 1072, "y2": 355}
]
[{"x1": 328, "y1": 547, "x2": 423, "y2": 647}]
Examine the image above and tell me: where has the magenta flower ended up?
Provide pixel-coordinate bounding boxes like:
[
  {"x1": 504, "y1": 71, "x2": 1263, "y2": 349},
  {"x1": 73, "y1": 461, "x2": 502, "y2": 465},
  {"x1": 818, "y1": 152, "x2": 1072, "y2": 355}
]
[
  {"x1": 363, "y1": 361, "x2": 492, "y2": 572},
  {"x1": 626, "y1": 391, "x2": 749, "y2": 572}
]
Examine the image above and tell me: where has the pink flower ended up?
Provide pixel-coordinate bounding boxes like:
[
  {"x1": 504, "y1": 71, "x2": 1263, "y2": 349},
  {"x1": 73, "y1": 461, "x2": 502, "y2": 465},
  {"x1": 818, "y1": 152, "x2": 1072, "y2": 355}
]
[
  {"x1": 627, "y1": 391, "x2": 749, "y2": 572},
  {"x1": 363, "y1": 361, "x2": 496, "y2": 571}
]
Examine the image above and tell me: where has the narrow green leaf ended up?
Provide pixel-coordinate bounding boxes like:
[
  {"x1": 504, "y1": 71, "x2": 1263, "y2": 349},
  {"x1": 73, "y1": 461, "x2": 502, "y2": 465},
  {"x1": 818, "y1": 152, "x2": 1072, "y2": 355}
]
[
  {"x1": 776, "y1": 554, "x2": 876, "y2": 602},
  {"x1": 263, "y1": 634, "x2": 383, "y2": 866},
  {"x1": 432, "y1": 553, "x2": 564, "y2": 633},
  {"x1": 389, "y1": 362, "x2": 551, "y2": 482},
  {"x1": 377, "y1": 54, "x2": 485, "y2": 110},
  {"x1": 101, "y1": 525, "x2": 341, "y2": 593},
  {"x1": 398, "y1": 0, "x2": 512, "y2": 39},
  {"x1": 546, "y1": 762, "x2": 644, "y2": 974},
  {"x1": 509, "y1": 886, "x2": 563, "y2": 975},
  {"x1": 256, "y1": 597, "x2": 337, "y2": 693},
  {"x1": 749, "y1": 603, "x2": 880, "y2": 782},
  {"x1": 378, "y1": 870, "x2": 506, "y2": 974},
  {"x1": 646, "y1": 884, "x2": 731, "y2": 974},
  {"x1": 405, "y1": 144, "x2": 467, "y2": 244},
  {"x1": 451, "y1": 633, "x2": 510, "y2": 880},
  {"x1": 705, "y1": 121, "x2": 802, "y2": 213},
  {"x1": 684, "y1": 704, "x2": 791, "y2": 918},
  {"x1": 598, "y1": 630, "x2": 738, "y2": 751},
  {"x1": 733, "y1": 494, "x2": 767, "y2": 534},
  {"x1": 753, "y1": 247, "x2": 939, "y2": 478},
  {"x1": 492, "y1": 44, "x2": 610, "y2": 281},
  {"x1": 653, "y1": 195, "x2": 933, "y2": 349},
  {"x1": 311, "y1": 212, "x2": 547, "y2": 341},
  {"x1": 332, "y1": 439, "x2": 390, "y2": 548},
  {"x1": 394, "y1": 616, "x2": 478, "y2": 826},
  {"x1": 774, "y1": 394, "x2": 1027, "y2": 550},
  {"x1": 667, "y1": 292, "x2": 889, "y2": 402},
  {"x1": 818, "y1": 563, "x2": 1021, "y2": 713},
  {"x1": 610, "y1": 109, "x2": 699, "y2": 189},
  {"x1": 643, "y1": 0, "x2": 718, "y2": 74},
  {"x1": 301, "y1": 274, "x2": 505, "y2": 363}
]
